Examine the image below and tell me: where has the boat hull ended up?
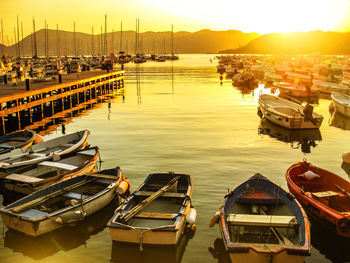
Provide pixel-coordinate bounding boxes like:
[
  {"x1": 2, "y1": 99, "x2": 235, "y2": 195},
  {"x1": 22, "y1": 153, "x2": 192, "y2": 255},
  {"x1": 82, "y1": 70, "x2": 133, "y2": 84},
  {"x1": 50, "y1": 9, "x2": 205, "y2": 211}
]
[
  {"x1": 228, "y1": 249, "x2": 306, "y2": 263},
  {"x1": 331, "y1": 92, "x2": 350, "y2": 118},
  {"x1": 286, "y1": 162, "x2": 350, "y2": 238}
]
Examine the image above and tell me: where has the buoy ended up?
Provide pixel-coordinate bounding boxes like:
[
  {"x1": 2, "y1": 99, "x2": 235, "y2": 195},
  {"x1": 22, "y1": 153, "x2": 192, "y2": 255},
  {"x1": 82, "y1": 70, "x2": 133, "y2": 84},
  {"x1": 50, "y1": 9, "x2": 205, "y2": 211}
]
[
  {"x1": 298, "y1": 170, "x2": 320, "y2": 180},
  {"x1": 186, "y1": 208, "x2": 197, "y2": 226},
  {"x1": 116, "y1": 179, "x2": 130, "y2": 195},
  {"x1": 209, "y1": 211, "x2": 220, "y2": 228},
  {"x1": 342, "y1": 152, "x2": 350, "y2": 163}
]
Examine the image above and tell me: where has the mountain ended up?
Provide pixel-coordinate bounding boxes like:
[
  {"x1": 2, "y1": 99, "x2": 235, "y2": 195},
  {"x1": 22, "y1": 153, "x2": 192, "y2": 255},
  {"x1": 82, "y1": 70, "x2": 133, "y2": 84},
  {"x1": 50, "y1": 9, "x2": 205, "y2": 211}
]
[
  {"x1": 220, "y1": 31, "x2": 350, "y2": 55},
  {"x1": 1, "y1": 29, "x2": 259, "y2": 57}
]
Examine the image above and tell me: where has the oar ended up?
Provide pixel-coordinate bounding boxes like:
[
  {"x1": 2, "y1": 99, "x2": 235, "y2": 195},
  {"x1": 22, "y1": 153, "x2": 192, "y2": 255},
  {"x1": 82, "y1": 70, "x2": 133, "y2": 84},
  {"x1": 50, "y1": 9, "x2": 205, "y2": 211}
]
[
  {"x1": 119, "y1": 176, "x2": 180, "y2": 223},
  {"x1": 335, "y1": 184, "x2": 350, "y2": 198}
]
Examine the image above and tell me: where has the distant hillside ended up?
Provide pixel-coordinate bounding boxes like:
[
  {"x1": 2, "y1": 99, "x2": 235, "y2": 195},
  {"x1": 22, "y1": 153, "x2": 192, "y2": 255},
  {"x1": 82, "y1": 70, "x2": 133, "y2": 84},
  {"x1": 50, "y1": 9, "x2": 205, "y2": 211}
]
[
  {"x1": 1, "y1": 29, "x2": 259, "y2": 57},
  {"x1": 220, "y1": 31, "x2": 350, "y2": 55}
]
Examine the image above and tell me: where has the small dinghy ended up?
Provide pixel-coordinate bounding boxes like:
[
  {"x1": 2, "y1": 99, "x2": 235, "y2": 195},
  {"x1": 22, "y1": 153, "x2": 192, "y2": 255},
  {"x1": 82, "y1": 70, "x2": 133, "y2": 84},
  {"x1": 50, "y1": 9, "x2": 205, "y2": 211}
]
[
  {"x1": 331, "y1": 92, "x2": 350, "y2": 118},
  {"x1": 108, "y1": 172, "x2": 196, "y2": 246},
  {"x1": 1, "y1": 147, "x2": 99, "y2": 196},
  {"x1": 0, "y1": 129, "x2": 90, "y2": 173},
  {"x1": 211, "y1": 173, "x2": 310, "y2": 263},
  {"x1": 286, "y1": 161, "x2": 350, "y2": 238},
  {"x1": 258, "y1": 94, "x2": 323, "y2": 129},
  {"x1": 0, "y1": 130, "x2": 43, "y2": 154},
  {"x1": 0, "y1": 166, "x2": 129, "y2": 237}
]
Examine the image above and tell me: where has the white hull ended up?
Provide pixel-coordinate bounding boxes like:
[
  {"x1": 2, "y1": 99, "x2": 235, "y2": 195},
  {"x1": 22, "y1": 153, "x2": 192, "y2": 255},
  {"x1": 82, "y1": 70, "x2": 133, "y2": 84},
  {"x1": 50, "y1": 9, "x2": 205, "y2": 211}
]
[{"x1": 332, "y1": 92, "x2": 350, "y2": 118}]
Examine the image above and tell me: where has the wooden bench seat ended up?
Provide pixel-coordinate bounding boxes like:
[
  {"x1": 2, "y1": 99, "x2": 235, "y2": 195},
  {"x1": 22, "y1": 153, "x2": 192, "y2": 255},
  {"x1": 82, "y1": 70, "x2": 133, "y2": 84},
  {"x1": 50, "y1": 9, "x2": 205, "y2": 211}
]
[
  {"x1": 228, "y1": 214, "x2": 298, "y2": 228},
  {"x1": 5, "y1": 173, "x2": 44, "y2": 184},
  {"x1": 134, "y1": 191, "x2": 185, "y2": 198},
  {"x1": 134, "y1": 211, "x2": 178, "y2": 220},
  {"x1": 38, "y1": 161, "x2": 78, "y2": 171},
  {"x1": 312, "y1": 191, "x2": 345, "y2": 198},
  {"x1": 61, "y1": 192, "x2": 88, "y2": 200}
]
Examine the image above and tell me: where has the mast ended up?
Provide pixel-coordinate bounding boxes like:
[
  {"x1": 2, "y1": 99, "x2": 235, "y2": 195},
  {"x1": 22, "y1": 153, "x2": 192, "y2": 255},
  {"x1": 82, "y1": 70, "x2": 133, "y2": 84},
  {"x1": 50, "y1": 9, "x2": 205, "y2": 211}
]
[
  {"x1": 21, "y1": 21, "x2": 24, "y2": 57},
  {"x1": 46, "y1": 22, "x2": 48, "y2": 58},
  {"x1": 1, "y1": 19, "x2": 4, "y2": 56},
  {"x1": 112, "y1": 28, "x2": 114, "y2": 54},
  {"x1": 100, "y1": 26, "x2": 102, "y2": 55},
  {"x1": 120, "y1": 21, "x2": 122, "y2": 52},
  {"x1": 17, "y1": 15, "x2": 20, "y2": 57},
  {"x1": 91, "y1": 26, "x2": 94, "y2": 56},
  {"x1": 104, "y1": 14, "x2": 107, "y2": 56},
  {"x1": 74, "y1": 22, "x2": 76, "y2": 56},
  {"x1": 33, "y1": 18, "x2": 37, "y2": 58},
  {"x1": 57, "y1": 24, "x2": 60, "y2": 58},
  {"x1": 171, "y1": 24, "x2": 174, "y2": 55},
  {"x1": 135, "y1": 19, "x2": 137, "y2": 55}
]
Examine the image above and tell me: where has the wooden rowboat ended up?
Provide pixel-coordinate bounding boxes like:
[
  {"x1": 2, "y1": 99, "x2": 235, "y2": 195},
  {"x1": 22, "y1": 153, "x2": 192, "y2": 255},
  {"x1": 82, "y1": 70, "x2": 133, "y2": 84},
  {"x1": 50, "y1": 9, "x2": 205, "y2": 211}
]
[
  {"x1": 0, "y1": 167, "x2": 129, "y2": 237},
  {"x1": 331, "y1": 92, "x2": 350, "y2": 118},
  {"x1": 108, "y1": 172, "x2": 195, "y2": 246},
  {"x1": 258, "y1": 94, "x2": 323, "y2": 129},
  {"x1": 1, "y1": 147, "x2": 99, "y2": 197},
  {"x1": 0, "y1": 130, "x2": 43, "y2": 155},
  {"x1": 286, "y1": 161, "x2": 350, "y2": 238},
  {"x1": 214, "y1": 173, "x2": 311, "y2": 263},
  {"x1": 0, "y1": 129, "x2": 90, "y2": 173}
]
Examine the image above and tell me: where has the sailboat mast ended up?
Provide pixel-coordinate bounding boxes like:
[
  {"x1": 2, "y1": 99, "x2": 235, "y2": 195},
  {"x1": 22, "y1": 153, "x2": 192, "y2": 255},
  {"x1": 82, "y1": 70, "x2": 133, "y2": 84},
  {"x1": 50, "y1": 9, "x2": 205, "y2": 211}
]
[
  {"x1": 120, "y1": 22, "x2": 122, "y2": 51},
  {"x1": 33, "y1": 18, "x2": 37, "y2": 58},
  {"x1": 74, "y1": 22, "x2": 76, "y2": 56},
  {"x1": 1, "y1": 19, "x2": 4, "y2": 56},
  {"x1": 171, "y1": 24, "x2": 174, "y2": 55},
  {"x1": 91, "y1": 26, "x2": 94, "y2": 56},
  {"x1": 17, "y1": 15, "x2": 20, "y2": 57}
]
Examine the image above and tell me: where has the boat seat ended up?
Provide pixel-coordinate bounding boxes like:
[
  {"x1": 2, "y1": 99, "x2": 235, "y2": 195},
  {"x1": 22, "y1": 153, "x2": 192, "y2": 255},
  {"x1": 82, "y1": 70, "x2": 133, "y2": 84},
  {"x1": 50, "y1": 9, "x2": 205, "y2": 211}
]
[
  {"x1": 77, "y1": 149, "x2": 97, "y2": 156},
  {"x1": 312, "y1": 191, "x2": 345, "y2": 198},
  {"x1": 135, "y1": 191, "x2": 185, "y2": 198},
  {"x1": 94, "y1": 178, "x2": 113, "y2": 186},
  {"x1": 62, "y1": 143, "x2": 74, "y2": 148},
  {"x1": 20, "y1": 208, "x2": 48, "y2": 219},
  {"x1": 38, "y1": 161, "x2": 78, "y2": 171},
  {"x1": 5, "y1": 173, "x2": 44, "y2": 183},
  {"x1": 31, "y1": 153, "x2": 47, "y2": 157},
  {"x1": 134, "y1": 211, "x2": 179, "y2": 220},
  {"x1": 228, "y1": 214, "x2": 298, "y2": 228},
  {"x1": 61, "y1": 192, "x2": 88, "y2": 200}
]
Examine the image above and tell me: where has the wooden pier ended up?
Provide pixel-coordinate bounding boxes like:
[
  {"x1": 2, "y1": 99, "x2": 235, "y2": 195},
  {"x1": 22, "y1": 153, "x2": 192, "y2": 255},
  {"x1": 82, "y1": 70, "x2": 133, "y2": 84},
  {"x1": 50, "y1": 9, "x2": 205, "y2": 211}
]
[{"x1": 0, "y1": 70, "x2": 124, "y2": 135}]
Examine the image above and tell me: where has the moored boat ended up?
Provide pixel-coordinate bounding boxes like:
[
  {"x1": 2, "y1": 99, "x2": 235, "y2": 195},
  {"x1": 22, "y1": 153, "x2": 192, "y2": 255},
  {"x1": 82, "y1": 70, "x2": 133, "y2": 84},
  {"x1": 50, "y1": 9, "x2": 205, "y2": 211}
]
[
  {"x1": 212, "y1": 173, "x2": 310, "y2": 263},
  {"x1": 0, "y1": 167, "x2": 130, "y2": 237},
  {"x1": 108, "y1": 172, "x2": 195, "y2": 246},
  {"x1": 0, "y1": 129, "x2": 90, "y2": 173},
  {"x1": 0, "y1": 130, "x2": 43, "y2": 155},
  {"x1": 312, "y1": 79, "x2": 350, "y2": 95},
  {"x1": 331, "y1": 92, "x2": 350, "y2": 117},
  {"x1": 285, "y1": 161, "x2": 350, "y2": 238},
  {"x1": 1, "y1": 147, "x2": 99, "y2": 196},
  {"x1": 258, "y1": 94, "x2": 323, "y2": 129}
]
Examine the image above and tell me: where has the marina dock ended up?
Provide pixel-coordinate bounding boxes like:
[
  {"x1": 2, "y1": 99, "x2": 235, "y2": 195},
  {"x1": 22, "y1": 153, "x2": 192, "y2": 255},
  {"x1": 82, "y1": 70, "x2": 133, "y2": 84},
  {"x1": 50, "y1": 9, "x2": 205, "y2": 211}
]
[{"x1": 0, "y1": 70, "x2": 124, "y2": 135}]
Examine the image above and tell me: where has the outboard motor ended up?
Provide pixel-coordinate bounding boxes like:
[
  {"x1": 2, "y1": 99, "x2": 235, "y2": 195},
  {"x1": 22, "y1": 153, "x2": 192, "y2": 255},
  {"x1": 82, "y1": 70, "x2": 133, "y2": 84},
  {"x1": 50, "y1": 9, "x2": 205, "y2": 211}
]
[{"x1": 303, "y1": 103, "x2": 314, "y2": 121}]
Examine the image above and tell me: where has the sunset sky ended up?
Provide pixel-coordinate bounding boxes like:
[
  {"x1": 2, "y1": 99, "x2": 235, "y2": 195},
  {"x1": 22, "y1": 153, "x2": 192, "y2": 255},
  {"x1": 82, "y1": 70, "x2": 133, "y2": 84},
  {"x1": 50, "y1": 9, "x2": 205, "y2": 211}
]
[{"x1": 2, "y1": 0, "x2": 350, "y2": 44}]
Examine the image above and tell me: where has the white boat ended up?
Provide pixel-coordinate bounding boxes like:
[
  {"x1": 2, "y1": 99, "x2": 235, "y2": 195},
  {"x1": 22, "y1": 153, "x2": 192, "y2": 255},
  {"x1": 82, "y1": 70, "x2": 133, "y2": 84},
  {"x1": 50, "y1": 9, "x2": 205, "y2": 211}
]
[
  {"x1": 313, "y1": 79, "x2": 350, "y2": 95},
  {"x1": 0, "y1": 129, "x2": 90, "y2": 173},
  {"x1": 258, "y1": 94, "x2": 323, "y2": 129},
  {"x1": 331, "y1": 92, "x2": 350, "y2": 117},
  {"x1": 0, "y1": 167, "x2": 129, "y2": 237},
  {"x1": 285, "y1": 72, "x2": 312, "y2": 87},
  {"x1": 276, "y1": 82, "x2": 319, "y2": 97}
]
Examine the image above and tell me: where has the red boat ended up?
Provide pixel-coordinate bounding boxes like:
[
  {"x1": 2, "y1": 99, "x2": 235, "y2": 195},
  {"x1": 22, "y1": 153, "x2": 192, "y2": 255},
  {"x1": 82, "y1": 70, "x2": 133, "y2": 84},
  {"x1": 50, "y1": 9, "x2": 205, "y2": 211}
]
[{"x1": 286, "y1": 161, "x2": 350, "y2": 238}]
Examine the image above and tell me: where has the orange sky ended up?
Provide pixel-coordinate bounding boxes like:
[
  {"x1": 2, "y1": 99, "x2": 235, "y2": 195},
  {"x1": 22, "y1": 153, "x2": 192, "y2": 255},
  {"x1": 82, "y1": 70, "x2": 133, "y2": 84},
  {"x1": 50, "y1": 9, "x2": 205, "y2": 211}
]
[{"x1": 1, "y1": 0, "x2": 350, "y2": 44}]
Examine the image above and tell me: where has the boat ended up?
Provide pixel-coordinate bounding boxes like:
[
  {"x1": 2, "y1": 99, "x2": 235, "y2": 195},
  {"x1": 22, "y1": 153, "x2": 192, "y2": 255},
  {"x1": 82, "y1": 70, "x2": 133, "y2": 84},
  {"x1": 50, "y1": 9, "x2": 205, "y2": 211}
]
[
  {"x1": 0, "y1": 130, "x2": 43, "y2": 155},
  {"x1": 331, "y1": 92, "x2": 350, "y2": 117},
  {"x1": 258, "y1": 94, "x2": 323, "y2": 129},
  {"x1": 211, "y1": 173, "x2": 310, "y2": 263},
  {"x1": 285, "y1": 72, "x2": 312, "y2": 87},
  {"x1": 1, "y1": 147, "x2": 99, "y2": 197},
  {"x1": 258, "y1": 118, "x2": 322, "y2": 153},
  {"x1": 108, "y1": 172, "x2": 196, "y2": 246},
  {"x1": 275, "y1": 82, "x2": 319, "y2": 98},
  {"x1": 329, "y1": 112, "x2": 350, "y2": 131},
  {"x1": 285, "y1": 161, "x2": 350, "y2": 238},
  {"x1": 312, "y1": 79, "x2": 350, "y2": 95},
  {"x1": 0, "y1": 167, "x2": 130, "y2": 237},
  {"x1": 0, "y1": 129, "x2": 90, "y2": 173}
]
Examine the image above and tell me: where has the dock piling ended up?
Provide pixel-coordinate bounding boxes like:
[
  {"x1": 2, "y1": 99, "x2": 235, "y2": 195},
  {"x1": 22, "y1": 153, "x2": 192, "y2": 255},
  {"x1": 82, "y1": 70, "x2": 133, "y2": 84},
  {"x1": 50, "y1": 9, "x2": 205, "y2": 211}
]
[{"x1": 25, "y1": 79, "x2": 31, "y2": 90}]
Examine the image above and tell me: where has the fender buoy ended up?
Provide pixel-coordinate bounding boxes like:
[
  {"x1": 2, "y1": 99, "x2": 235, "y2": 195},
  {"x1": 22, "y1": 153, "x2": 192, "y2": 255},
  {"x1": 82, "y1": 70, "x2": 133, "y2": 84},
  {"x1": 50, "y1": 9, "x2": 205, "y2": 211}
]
[
  {"x1": 116, "y1": 179, "x2": 130, "y2": 195},
  {"x1": 209, "y1": 211, "x2": 220, "y2": 228},
  {"x1": 342, "y1": 152, "x2": 350, "y2": 163},
  {"x1": 186, "y1": 208, "x2": 197, "y2": 226}
]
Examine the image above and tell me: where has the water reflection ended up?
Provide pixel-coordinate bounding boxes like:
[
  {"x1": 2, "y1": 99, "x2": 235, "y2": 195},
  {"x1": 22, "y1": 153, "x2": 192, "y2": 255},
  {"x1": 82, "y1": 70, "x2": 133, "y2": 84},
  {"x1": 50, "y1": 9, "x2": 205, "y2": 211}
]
[
  {"x1": 309, "y1": 217, "x2": 350, "y2": 263},
  {"x1": 341, "y1": 162, "x2": 350, "y2": 178},
  {"x1": 330, "y1": 112, "x2": 350, "y2": 131},
  {"x1": 208, "y1": 238, "x2": 231, "y2": 263},
  {"x1": 258, "y1": 118, "x2": 322, "y2": 153},
  {"x1": 3, "y1": 199, "x2": 118, "y2": 260},
  {"x1": 110, "y1": 233, "x2": 192, "y2": 263}
]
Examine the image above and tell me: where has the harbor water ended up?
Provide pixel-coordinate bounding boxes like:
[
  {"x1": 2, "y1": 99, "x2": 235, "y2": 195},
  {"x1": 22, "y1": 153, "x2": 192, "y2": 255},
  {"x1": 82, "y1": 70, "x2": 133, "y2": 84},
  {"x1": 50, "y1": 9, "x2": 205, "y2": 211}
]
[{"x1": 0, "y1": 54, "x2": 349, "y2": 263}]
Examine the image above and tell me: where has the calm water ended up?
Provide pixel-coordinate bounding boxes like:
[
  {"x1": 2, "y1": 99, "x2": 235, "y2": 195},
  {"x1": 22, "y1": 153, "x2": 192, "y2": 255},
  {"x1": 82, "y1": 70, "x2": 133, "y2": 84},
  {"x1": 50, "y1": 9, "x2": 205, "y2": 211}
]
[{"x1": 1, "y1": 54, "x2": 350, "y2": 263}]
